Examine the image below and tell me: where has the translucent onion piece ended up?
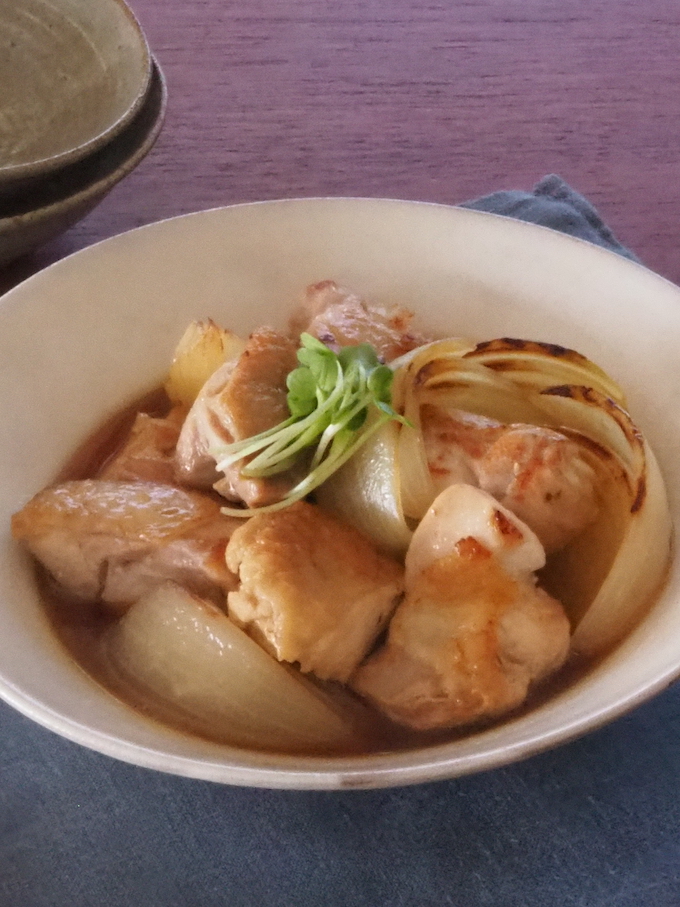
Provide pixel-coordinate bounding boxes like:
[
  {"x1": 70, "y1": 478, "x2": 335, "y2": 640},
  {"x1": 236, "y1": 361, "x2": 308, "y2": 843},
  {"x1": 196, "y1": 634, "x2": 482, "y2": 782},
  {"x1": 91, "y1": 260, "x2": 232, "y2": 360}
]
[
  {"x1": 536, "y1": 454, "x2": 631, "y2": 631},
  {"x1": 464, "y1": 338, "x2": 627, "y2": 406},
  {"x1": 389, "y1": 337, "x2": 478, "y2": 376},
  {"x1": 531, "y1": 386, "x2": 643, "y2": 483},
  {"x1": 391, "y1": 342, "x2": 471, "y2": 518},
  {"x1": 569, "y1": 440, "x2": 672, "y2": 657},
  {"x1": 396, "y1": 417, "x2": 437, "y2": 520},
  {"x1": 417, "y1": 362, "x2": 549, "y2": 426},
  {"x1": 104, "y1": 582, "x2": 358, "y2": 753},
  {"x1": 164, "y1": 320, "x2": 246, "y2": 408},
  {"x1": 316, "y1": 419, "x2": 413, "y2": 557}
]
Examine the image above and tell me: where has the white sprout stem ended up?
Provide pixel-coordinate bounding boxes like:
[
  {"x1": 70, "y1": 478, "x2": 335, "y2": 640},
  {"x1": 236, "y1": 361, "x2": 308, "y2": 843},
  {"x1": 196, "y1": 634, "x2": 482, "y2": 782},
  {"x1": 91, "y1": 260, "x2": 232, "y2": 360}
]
[
  {"x1": 219, "y1": 411, "x2": 392, "y2": 518},
  {"x1": 239, "y1": 377, "x2": 347, "y2": 474},
  {"x1": 310, "y1": 392, "x2": 373, "y2": 469},
  {"x1": 240, "y1": 419, "x2": 323, "y2": 476},
  {"x1": 210, "y1": 416, "x2": 296, "y2": 469},
  {"x1": 214, "y1": 362, "x2": 347, "y2": 476}
]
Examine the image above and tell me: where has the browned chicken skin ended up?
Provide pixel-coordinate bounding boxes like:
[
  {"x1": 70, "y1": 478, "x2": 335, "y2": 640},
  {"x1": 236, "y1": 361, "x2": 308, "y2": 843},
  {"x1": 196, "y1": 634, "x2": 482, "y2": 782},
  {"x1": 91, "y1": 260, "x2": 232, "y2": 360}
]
[
  {"x1": 352, "y1": 536, "x2": 570, "y2": 731},
  {"x1": 290, "y1": 279, "x2": 428, "y2": 363},
  {"x1": 175, "y1": 326, "x2": 299, "y2": 507},
  {"x1": 226, "y1": 501, "x2": 404, "y2": 683},
  {"x1": 351, "y1": 484, "x2": 571, "y2": 731},
  {"x1": 11, "y1": 480, "x2": 240, "y2": 612},
  {"x1": 422, "y1": 404, "x2": 599, "y2": 553}
]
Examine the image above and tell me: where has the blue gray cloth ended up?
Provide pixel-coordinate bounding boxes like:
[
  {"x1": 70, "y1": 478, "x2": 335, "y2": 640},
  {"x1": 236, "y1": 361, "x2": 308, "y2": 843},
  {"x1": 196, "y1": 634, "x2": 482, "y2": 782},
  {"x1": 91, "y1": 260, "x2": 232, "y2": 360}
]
[
  {"x1": 2, "y1": 178, "x2": 678, "y2": 907},
  {"x1": 461, "y1": 173, "x2": 640, "y2": 263}
]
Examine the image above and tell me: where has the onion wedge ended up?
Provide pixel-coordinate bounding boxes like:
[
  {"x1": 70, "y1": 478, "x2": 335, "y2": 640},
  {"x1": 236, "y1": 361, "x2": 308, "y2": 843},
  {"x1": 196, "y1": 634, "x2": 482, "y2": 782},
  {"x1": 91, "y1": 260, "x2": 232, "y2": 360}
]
[
  {"x1": 569, "y1": 438, "x2": 671, "y2": 656},
  {"x1": 104, "y1": 582, "x2": 361, "y2": 753},
  {"x1": 319, "y1": 336, "x2": 672, "y2": 657},
  {"x1": 316, "y1": 418, "x2": 413, "y2": 557}
]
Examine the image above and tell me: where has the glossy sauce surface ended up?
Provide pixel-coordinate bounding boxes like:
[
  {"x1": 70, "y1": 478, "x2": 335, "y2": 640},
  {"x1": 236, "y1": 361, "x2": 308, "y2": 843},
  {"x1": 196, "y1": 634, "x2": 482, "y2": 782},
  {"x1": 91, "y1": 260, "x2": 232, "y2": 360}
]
[{"x1": 37, "y1": 389, "x2": 608, "y2": 757}]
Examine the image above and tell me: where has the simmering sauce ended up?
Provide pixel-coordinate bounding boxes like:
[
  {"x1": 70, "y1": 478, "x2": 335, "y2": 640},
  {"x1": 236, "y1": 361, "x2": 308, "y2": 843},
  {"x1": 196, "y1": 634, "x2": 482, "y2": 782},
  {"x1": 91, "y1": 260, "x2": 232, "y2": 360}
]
[{"x1": 35, "y1": 389, "x2": 649, "y2": 757}]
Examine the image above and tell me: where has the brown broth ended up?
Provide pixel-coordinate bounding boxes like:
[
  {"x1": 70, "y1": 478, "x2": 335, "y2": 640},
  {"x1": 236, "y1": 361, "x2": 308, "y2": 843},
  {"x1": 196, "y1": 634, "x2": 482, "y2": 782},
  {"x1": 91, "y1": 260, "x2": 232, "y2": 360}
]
[
  {"x1": 34, "y1": 389, "x2": 661, "y2": 758},
  {"x1": 37, "y1": 390, "x2": 403, "y2": 755},
  {"x1": 54, "y1": 386, "x2": 171, "y2": 482}
]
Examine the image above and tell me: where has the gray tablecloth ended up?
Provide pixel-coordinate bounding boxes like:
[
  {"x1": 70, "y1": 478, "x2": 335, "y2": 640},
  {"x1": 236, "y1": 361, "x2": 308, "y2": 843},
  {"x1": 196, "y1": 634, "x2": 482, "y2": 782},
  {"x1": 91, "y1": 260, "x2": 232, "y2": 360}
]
[{"x1": 2, "y1": 178, "x2": 679, "y2": 907}]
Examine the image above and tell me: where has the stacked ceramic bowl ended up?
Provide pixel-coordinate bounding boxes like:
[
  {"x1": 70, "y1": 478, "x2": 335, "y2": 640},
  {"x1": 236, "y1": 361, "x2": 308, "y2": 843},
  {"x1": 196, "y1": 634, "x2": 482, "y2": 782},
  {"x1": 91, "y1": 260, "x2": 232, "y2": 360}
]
[{"x1": 0, "y1": 0, "x2": 166, "y2": 267}]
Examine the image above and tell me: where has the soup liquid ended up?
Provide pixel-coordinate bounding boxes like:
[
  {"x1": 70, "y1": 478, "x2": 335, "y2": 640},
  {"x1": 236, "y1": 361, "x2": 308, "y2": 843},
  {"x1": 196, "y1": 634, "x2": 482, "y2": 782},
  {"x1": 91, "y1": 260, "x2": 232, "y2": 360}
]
[{"x1": 41, "y1": 390, "x2": 608, "y2": 757}]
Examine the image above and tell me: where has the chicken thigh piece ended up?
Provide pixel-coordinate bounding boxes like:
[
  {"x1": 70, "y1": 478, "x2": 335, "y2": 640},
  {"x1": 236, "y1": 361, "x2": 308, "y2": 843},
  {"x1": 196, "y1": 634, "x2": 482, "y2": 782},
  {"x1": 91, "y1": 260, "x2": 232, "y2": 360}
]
[
  {"x1": 475, "y1": 425, "x2": 600, "y2": 554},
  {"x1": 290, "y1": 280, "x2": 428, "y2": 363},
  {"x1": 174, "y1": 326, "x2": 299, "y2": 507},
  {"x1": 99, "y1": 407, "x2": 185, "y2": 485},
  {"x1": 12, "y1": 480, "x2": 240, "y2": 612},
  {"x1": 421, "y1": 403, "x2": 599, "y2": 553},
  {"x1": 351, "y1": 485, "x2": 571, "y2": 731},
  {"x1": 226, "y1": 501, "x2": 404, "y2": 683}
]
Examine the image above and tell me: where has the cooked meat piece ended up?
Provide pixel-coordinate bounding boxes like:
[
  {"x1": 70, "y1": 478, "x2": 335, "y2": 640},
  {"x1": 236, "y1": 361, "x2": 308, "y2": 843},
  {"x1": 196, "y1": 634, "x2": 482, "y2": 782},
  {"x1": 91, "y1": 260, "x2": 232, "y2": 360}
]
[
  {"x1": 290, "y1": 280, "x2": 428, "y2": 363},
  {"x1": 475, "y1": 425, "x2": 600, "y2": 554},
  {"x1": 175, "y1": 327, "x2": 300, "y2": 507},
  {"x1": 422, "y1": 405, "x2": 505, "y2": 476},
  {"x1": 405, "y1": 483, "x2": 546, "y2": 586},
  {"x1": 226, "y1": 501, "x2": 404, "y2": 683},
  {"x1": 351, "y1": 485, "x2": 570, "y2": 731},
  {"x1": 173, "y1": 360, "x2": 236, "y2": 489},
  {"x1": 99, "y1": 407, "x2": 185, "y2": 485},
  {"x1": 421, "y1": 403, "x2": 599, "y2": 553},
  {"x1": 11, "y1": 480, "x2": 240, "y2": 612},
  {"x1": 351, "y1": 546, "x2": 570, "y2": 731}
]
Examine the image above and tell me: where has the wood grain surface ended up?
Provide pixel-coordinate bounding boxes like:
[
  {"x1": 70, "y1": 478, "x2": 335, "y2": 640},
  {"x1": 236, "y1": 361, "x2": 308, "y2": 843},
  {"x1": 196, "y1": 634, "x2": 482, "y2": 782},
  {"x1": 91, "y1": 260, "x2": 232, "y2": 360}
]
[{"x1": 2, "y1": 0, "x2": 679, "y2": 292}]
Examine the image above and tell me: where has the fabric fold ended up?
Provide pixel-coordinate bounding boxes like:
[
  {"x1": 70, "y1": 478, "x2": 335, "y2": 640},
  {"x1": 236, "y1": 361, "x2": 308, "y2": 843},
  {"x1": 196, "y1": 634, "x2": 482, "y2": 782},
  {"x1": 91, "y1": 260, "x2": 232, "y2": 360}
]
[{"x1": 461, "y1": 173, "x2": 638, "y2": 262}]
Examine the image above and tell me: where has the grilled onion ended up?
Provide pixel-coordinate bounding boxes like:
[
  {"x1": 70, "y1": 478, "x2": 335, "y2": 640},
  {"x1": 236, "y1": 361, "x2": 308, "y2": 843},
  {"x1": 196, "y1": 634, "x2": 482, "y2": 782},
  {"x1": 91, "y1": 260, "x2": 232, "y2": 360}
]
[
  {"x1": 318, "y1": 337, "x2": 672, "y2": 656},
  {"x1": 104, "y1": 582, "x2": 361, "y2": 752}
]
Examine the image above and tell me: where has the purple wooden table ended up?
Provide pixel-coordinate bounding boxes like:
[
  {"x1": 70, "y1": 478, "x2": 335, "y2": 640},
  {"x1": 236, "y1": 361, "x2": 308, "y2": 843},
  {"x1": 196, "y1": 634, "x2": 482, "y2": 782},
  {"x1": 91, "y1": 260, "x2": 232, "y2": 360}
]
[{"x1": 2, "y1": 0, "x2": 679, "y2": 294}]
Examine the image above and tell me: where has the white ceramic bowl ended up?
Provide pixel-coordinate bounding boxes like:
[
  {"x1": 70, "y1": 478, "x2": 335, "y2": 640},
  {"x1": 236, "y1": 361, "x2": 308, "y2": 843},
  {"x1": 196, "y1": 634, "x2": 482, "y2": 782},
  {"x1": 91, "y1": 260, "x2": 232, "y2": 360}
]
[
  {"x1": 0, "y1": 199, "x2": 678, "y2": 789},
  {"x1": 0, "y1": 0, "x2": 152, "y2": 192},
  {"x1": 0, "y1": 58, "x2": 166, "y2": 268}
]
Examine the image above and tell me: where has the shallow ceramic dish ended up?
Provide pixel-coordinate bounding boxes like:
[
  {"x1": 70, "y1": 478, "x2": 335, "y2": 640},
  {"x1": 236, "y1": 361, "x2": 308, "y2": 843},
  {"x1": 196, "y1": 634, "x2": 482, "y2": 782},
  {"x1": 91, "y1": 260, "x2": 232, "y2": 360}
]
[
  {"x1": 0, "y1": 57, "x2": 166, "y2": 268},
  {"x1": 0, "y1": 0, "x2": 152, "y2": 192},
  {"x1": 0, "y1": 199, "x2": 678, "y2": 790}
]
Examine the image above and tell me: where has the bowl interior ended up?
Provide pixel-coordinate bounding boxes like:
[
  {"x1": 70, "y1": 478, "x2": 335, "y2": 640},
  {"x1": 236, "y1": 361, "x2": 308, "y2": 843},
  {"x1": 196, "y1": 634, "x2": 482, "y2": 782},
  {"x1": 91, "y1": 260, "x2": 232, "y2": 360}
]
[
  {"x1": 0, "y1": 0, "x2": 151, "y2": 183},
  {"x1": 0, "y1": 199, "x2": 679, "y2": 789}
]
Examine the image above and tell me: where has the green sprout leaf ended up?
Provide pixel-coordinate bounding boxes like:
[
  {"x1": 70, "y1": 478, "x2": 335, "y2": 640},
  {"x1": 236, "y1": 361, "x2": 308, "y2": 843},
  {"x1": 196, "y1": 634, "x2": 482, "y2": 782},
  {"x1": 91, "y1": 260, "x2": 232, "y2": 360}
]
[
  {"x1": 286, "y1": 367, "x2": 317, "y2": 417},
  {"x1": 210, "y1": 335, "x2": 409, "y2": 515},
  {"x1": 367, "y1": 364, "x2": 394, "y2": 404}
]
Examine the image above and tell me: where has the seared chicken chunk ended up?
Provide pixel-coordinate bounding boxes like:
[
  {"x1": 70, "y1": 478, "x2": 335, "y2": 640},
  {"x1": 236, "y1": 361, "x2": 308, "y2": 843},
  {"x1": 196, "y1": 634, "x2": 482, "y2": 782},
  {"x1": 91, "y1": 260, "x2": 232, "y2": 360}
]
[
  {"x1": 351, "y1": 485, "x2": 571, "y2": 730},
  {"x1": 100, "y1": 408, "x2": 185, "y2": 485},
  {"x1": 475, "y1": 425, "x2": 600, "y2": 554},
  {"x1": 226, "y1": 501, "x2": 404, "y2": 683},
  {"x1": 405, "y1": 482, "x2": 547, "y2": 583},
  {"x1": 11, "y1": 480, "x2": 240, "y2": 612},
  {"x1": 422, "y1": 404, "x2": 599, "y2": 553},
  {"x1": 290, "y1": 280, "x2": 427, "y2": 363},
  {"x1": 173, "y1": 360, "x2": 236, "y2": 489},
  {"x1": 352, "y1": 547, "x2": 570, "y2": 731},
  {"x1": 175, "y1": 327, "x2": 299, "y2": 507}
]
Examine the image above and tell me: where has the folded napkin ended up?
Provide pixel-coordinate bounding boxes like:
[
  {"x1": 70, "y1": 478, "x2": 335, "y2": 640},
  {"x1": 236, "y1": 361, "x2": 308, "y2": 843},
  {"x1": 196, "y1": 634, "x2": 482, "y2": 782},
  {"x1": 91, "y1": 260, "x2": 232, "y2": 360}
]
[
  {"x1": 1, "y1": 179, "x2": 677, "y2": 907},
  {"x1": 463, "y1": 173, "x2": 639, "y2": 262}
]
